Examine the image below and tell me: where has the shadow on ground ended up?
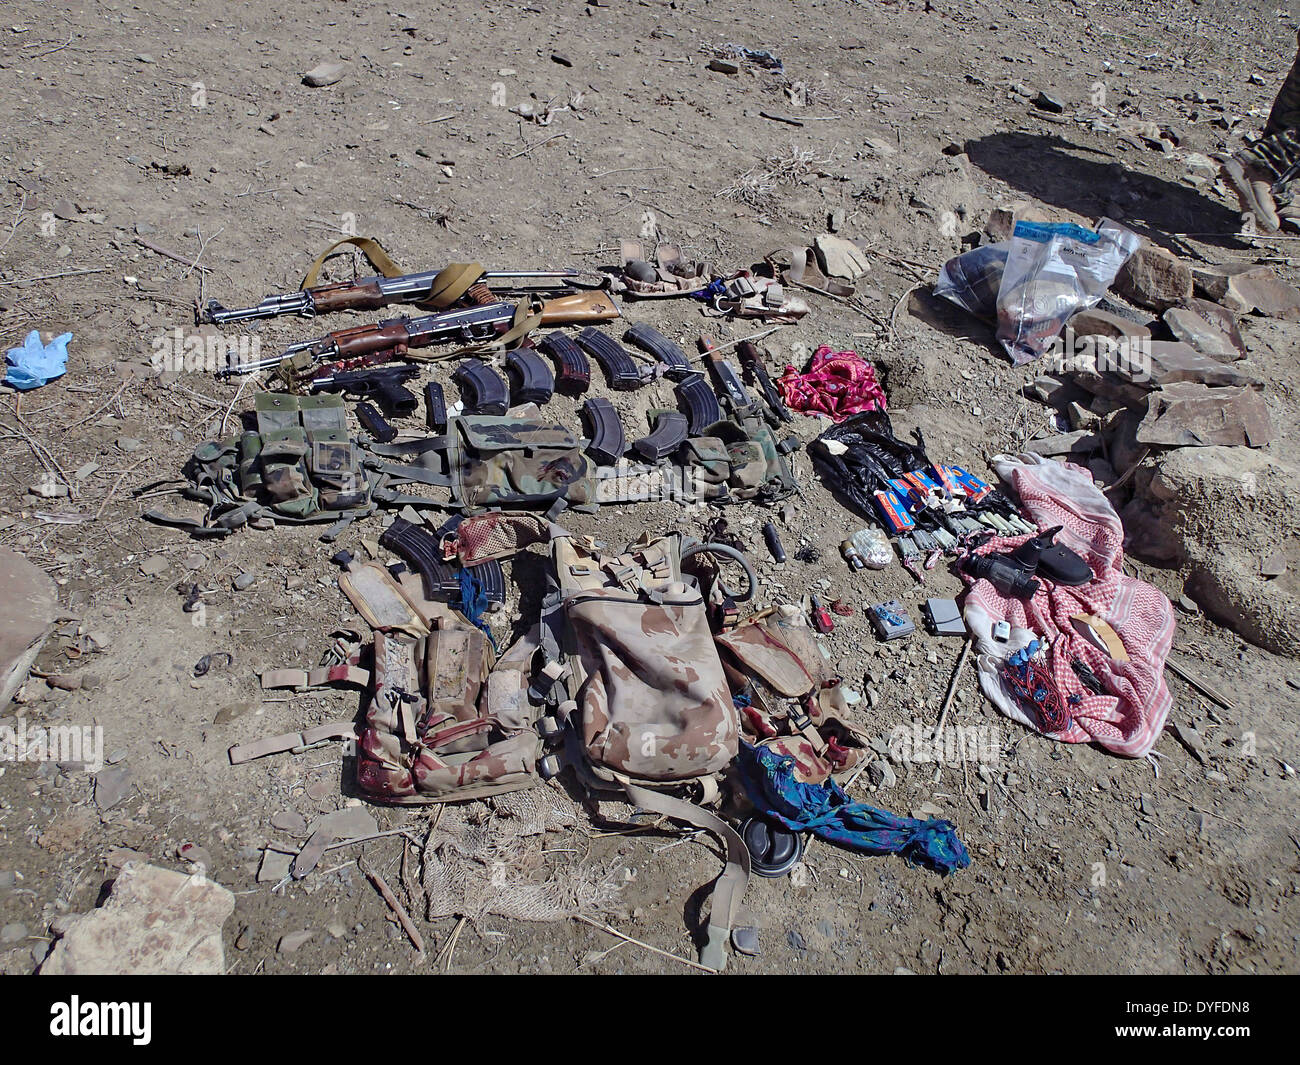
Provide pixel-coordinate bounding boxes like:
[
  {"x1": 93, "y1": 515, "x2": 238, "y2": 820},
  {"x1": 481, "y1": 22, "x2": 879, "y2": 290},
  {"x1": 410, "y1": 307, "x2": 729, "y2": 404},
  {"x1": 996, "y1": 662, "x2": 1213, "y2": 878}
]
[{"x1": 965, "y1": 132, "x2": 1250, "y2": 255}]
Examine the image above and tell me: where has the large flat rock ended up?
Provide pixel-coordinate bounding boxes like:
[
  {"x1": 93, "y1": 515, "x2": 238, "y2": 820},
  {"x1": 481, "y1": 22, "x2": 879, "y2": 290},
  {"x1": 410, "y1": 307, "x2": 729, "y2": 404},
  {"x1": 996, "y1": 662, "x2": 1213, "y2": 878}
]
[
  {"x1": 0, "y1": 548, "x2": 58, "y2": 709},
  {"x1": 41, "y1": 862, "x2": 234, "y2": 975},
  {"x1": 1137, "y1": 382, "x2": 1273, "y2": 448}
]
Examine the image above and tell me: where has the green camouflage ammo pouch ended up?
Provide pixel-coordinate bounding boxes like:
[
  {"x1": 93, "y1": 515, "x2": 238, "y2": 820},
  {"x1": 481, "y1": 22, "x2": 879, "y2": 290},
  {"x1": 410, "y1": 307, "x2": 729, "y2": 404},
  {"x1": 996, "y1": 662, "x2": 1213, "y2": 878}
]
[
  {"x1": 149, "y1": 393, "x2": 372, "y2": 536},
  {"x1": 685, "y1": 413, "x2": 795, "y2": 504},
  {"x1": 367, "y1": 415, "x2": 595, "y2": 517}
]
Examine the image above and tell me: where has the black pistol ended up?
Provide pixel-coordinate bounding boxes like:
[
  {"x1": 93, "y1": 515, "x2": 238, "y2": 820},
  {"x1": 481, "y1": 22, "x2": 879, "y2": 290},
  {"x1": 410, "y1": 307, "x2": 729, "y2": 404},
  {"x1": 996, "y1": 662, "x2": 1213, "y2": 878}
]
[{"x1": 308, "y1": 364, "x2": 419, "y2": 417}]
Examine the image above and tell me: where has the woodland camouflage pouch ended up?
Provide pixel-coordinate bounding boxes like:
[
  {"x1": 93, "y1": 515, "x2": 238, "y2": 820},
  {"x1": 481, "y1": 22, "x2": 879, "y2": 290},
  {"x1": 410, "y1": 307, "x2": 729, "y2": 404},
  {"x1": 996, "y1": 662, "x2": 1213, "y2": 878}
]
[
  {"x1": 151, "y1": 393, "x2": 371, "y2": 536},
  {"x1": 368, "y1": 415, "x2": 595, "y2": 515}
]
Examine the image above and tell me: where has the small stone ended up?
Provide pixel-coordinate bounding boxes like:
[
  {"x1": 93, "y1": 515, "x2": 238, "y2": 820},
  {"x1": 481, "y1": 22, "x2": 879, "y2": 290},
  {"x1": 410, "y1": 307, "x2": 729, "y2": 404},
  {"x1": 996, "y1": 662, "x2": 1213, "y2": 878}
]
[
  {"x1": 1026, "y1": 430, "x2": 1102, "y2": 457},
  {"x1": 232, "y1": 572, "x2": 256, "y2": 591},
  {"x1": 306, "y1": 779, "x2": 332, "y2": 802},
  {"x1": 278, "y1": 929, "x2": 315, "y2": 954},
  {"x1": 1223, "y1": 271, "x2": 1300, "y2": 321},
  {"x1": 731, "y1": 926, "x2": 760, "y2": 956},
  {"x1": 52, "y1": 199, "x2": 80, "y2": 221},
  {"x1": 1066, "y1": 308, "x2": 1151, "y2": 342},
  {"x1": 1164, "y1": 304, "x2": 1245, "y2": 363},
  {"x1": 707, "y1": 59, "x2": 740, "y2": 75},
  {"x1": 135, "y1": 53, "x2": 155, "y2": 64},
  {"x1": 213, "y1": 702, "x2": 253, "y2": 725},
  {"x1": 867, "y1": 759, "x2": 897, "y2": 789},
  {"x1": 257, "y1": 849, "x2": 293, "y2": 883},
  {"x1": 234, "y1": 926, "x2": 252, "y2": 950},
  {"x1": 271, "y1": 810, "x2": 308, "y2": 835},
  {"x1": 285, "y1": 576, "x2": 305, "y2": 591},
  {"x1": 1172, "y1": 722, "x2": 1205, "y2": 763},
  {"x1": 814, "y1": 233, "x2": 871, "y2": 281},
  {"x1": 116, "y1": 436, "x2": 141, "y2": 452},
  {"x1": 1, "y1": 922, "x2": 27, "y2": 944},
  {"x1": 1137, "y1": 382, "x2": 1272, "y2": 448},
  {"x1": 1139, "y1": 792, "x2": 1155, "y2": 816},
  {"x1": 1190, "y1": 263, "x2": 1267, "y2": 300},
  {"x1": 1176, "y1": 595, "x2": 1200, "y2": 615},
  {"x1": 40, "y1": 864, "x2": 233, "y2": 975},
  {"x1": 1032, "y1": 91, "x2": 1064, "y2": 113},
  {"x1": 94, "y1": 766, "x2": 131, "y2": 811},
  {"x1": 302, "y1": 61, "x2": 347, "y2": 88},
  {"x1": 1140, "y1": 341, "x2": 1262, "y2": 391},
  {"x1": 1261, "y1": 551, "x2": 1287, "y2": 578},
  {"x1": 326, "y1": 921, "x2": 348, "y2": 939},
  {"x1": 787, "y1": 929, "x2": 807, "y2": 951},
  {"x1": 74, "y1": 462, "x2": 99, "y2": 481}
]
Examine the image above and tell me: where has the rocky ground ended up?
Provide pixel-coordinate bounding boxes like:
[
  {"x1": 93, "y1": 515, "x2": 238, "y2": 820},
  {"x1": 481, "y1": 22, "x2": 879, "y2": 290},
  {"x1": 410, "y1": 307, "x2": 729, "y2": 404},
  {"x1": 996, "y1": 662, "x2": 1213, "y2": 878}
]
[{"x1": 0, "y1": 0, "x2": 1296, "y2": 975}]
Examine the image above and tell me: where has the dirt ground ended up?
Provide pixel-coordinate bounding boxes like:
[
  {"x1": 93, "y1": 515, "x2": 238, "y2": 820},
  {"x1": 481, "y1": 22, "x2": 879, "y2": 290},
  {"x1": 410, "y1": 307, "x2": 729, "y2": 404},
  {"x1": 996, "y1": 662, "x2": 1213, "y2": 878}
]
[{"x1": 0, "y1": 0, "x2": 1297, "y2": 975}]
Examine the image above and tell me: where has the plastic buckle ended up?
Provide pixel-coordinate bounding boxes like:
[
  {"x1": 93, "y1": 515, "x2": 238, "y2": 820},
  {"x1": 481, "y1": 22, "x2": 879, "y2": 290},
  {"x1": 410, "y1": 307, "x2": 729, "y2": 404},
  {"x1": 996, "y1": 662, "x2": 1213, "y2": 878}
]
[{"x1": 787, "y1": 708, "x2": 813, "y2": 734}]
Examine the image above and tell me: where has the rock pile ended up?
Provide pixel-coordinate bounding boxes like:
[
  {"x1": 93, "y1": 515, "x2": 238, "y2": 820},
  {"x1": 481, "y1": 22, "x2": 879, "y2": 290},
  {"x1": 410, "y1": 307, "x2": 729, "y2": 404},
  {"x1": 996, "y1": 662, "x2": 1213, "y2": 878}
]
[{"x1": 1021, "y1": 236, "x2": 1297, "y2": 654}]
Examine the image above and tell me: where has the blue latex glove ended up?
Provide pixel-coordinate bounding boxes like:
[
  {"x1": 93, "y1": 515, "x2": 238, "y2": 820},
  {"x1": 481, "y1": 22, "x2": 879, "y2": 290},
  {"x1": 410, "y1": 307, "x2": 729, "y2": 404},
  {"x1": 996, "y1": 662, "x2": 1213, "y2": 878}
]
[{"x1": 5, "y1": 330, "x2": 72, "y2": 390}]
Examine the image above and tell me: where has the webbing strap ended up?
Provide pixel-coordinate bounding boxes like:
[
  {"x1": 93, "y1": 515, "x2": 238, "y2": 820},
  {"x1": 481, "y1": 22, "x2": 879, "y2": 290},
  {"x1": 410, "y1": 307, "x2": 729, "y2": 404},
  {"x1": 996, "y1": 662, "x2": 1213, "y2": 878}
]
[
  {"x1": 407, "y1": 297, "x2": 543, "y2": 361},
  {"x1": 260, "y1": 664, "x2": 371, "y2": 691},
  {"x1": 301, "y1": 236, "x2": 484, "y2": 310},
  {"x1": 228, "y1": 720, "x2": 357, "y2": 765},
  {"x1": 368, "y1": 460, "x2": 452, "y2": 487},
  {"x1": 301, "y1": 236, "x2": 405, "y2": 287},
  {"x1": 622, "y1": 782, "x2": 750, "y2": 971},
  {"x1": 368, "y1": 436, "x2": 451, "y2": 457},
  {"x1": 422, "y1": 261, "x2": 484, "y2": 308}
]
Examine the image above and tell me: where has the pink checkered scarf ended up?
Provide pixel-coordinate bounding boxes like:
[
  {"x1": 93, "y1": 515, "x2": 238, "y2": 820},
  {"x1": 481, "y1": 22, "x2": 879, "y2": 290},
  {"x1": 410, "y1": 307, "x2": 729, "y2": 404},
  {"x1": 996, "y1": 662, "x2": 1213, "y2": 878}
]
[
  {"x1": 964, "y1": 455, "x2": 1176, "y2": 758},
  {"x1": 777, "y1": 345, "x2": 887, "y2": 422}
]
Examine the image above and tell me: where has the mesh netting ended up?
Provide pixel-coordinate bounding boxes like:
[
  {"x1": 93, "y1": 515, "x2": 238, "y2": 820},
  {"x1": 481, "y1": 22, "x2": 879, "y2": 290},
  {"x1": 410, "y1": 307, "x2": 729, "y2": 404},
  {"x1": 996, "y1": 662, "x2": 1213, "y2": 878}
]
[
  {"x1": 456, "y1": 513, "x2": 550, "y2": 565},
  {"x1": 421, "y1": 788, "x2": 622, "y2": 923}
]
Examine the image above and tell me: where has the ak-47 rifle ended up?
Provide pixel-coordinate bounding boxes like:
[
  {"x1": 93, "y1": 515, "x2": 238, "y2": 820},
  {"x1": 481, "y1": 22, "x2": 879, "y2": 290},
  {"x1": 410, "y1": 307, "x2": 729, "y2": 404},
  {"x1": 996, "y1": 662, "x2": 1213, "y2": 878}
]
[
  {"x1": 217, "y1": 291, "x2": 620, "y2": 379},
  {"x1": 201, "y1": 264, "x2": 607, "y2": 325}
]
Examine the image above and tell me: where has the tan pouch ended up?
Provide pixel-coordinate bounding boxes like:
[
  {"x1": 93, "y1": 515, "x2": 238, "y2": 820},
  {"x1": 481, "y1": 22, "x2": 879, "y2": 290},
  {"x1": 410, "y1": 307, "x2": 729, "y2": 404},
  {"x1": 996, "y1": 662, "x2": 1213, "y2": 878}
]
[{"x1": 564, "y1": 581, "x2": 736, "y2": 781}]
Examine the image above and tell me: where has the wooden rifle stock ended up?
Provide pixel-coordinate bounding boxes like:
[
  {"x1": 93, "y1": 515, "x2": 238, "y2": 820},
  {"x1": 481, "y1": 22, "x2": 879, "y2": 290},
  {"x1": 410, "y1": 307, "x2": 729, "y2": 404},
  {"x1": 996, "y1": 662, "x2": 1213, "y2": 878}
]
[{"x1": 537, "y1": 290, "x2": 621, "y2": 325}]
